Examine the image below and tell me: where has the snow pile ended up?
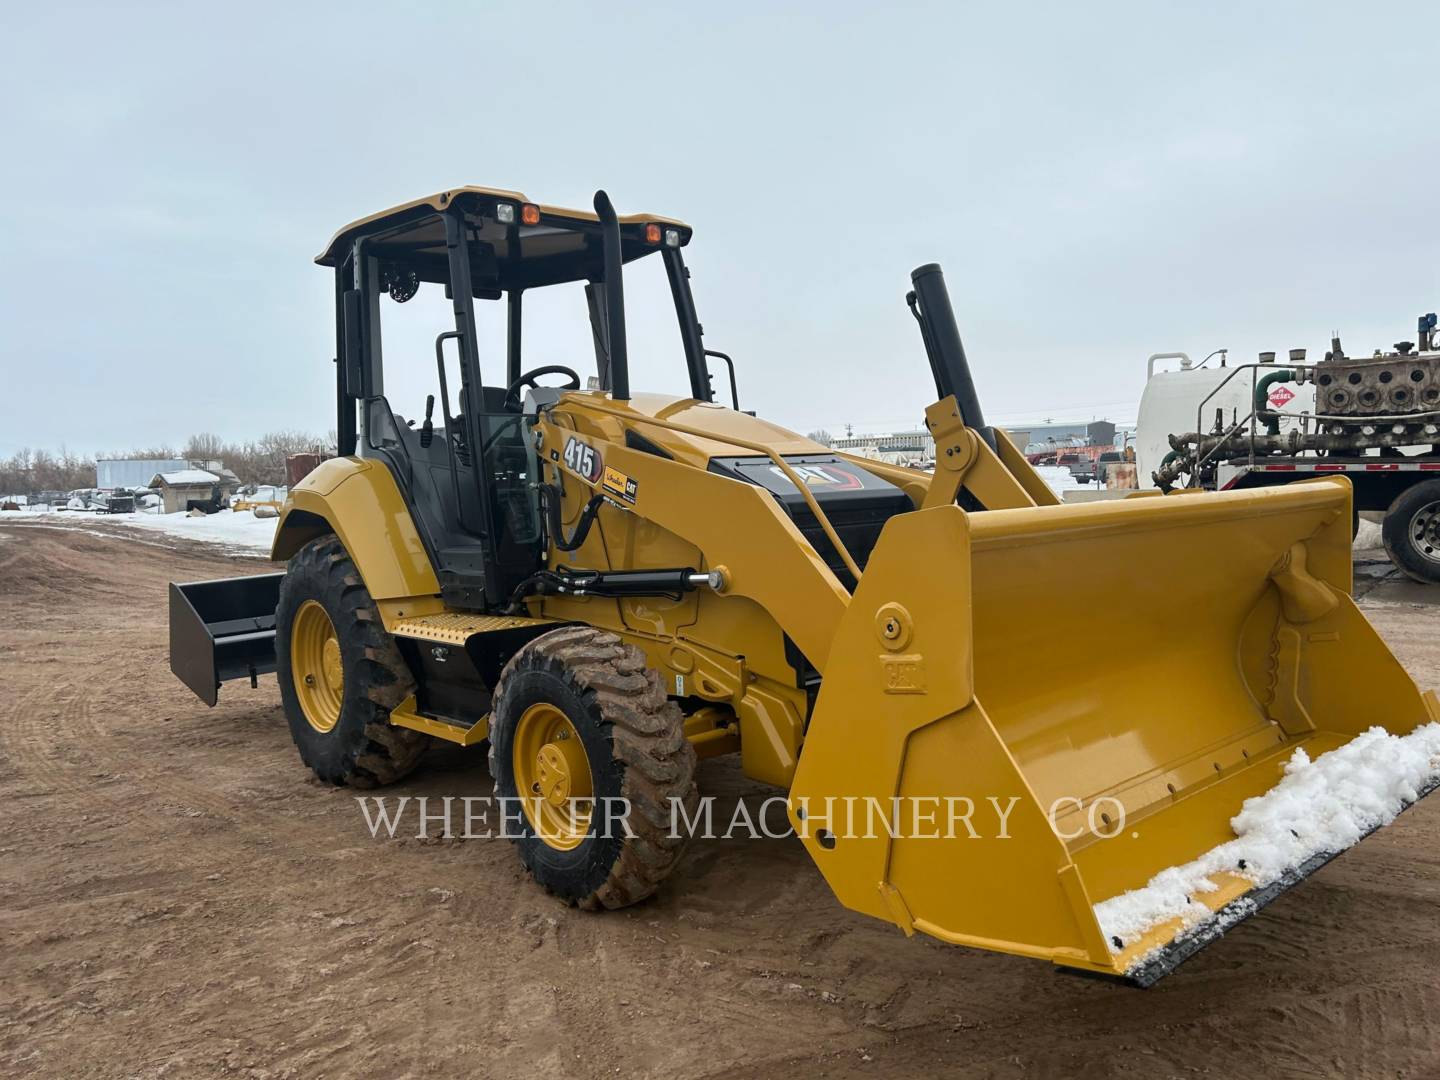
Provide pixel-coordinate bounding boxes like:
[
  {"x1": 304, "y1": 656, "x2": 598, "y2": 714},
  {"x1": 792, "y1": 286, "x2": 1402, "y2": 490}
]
[
  {"x1": 1, "y1": 505, "x2": 279, "y2": 555},
  {"x1": 1034, "y1": 465, "x2": 1079, "y2": 495},
  {"x1": 154, "y1": 469, "x2": 219, "y2": 485},
  {"x1": 1095, "y1": 723, "x2": 1440, "y2": 962},
  {"x1": 117, "y1": 508, "x2": 279, "y2": 554},
  {"x1": 1353, "y1": 517, "x2": 1383, "y2": 551}
]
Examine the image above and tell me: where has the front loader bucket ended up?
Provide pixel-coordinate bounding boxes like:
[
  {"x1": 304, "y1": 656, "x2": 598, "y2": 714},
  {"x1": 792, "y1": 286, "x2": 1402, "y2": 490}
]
[
  {"x1": 169, "y1": 574, "x2": 284, "y2": 706},
  {"x1": 790, "y1": 478, "x2": 1439, "y2": 983}
]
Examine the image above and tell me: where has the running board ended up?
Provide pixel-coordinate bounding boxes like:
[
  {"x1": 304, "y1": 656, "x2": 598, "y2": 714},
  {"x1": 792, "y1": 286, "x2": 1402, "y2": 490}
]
[
  {"x1": 386, "y1": 612, "x2": 559, "y2": 746},
  {"x1": 388, "y1": 694, "x2": 490, "y2": 746},
  {"x1": 389, "y1": 611, "x2": 555, "y2": 645}
]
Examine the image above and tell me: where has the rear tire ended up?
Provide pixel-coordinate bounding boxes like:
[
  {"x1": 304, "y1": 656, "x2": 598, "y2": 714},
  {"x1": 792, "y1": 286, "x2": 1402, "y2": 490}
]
[
  {"x1": 489, "y1": 626, "x2": 698, "y2": 910},
  {"x1": 1382, "y1": 480, "x2": 1440, "y2": 584},
  {"x1": 275, "y1": 535, "x2": 429, "y2": 786}
]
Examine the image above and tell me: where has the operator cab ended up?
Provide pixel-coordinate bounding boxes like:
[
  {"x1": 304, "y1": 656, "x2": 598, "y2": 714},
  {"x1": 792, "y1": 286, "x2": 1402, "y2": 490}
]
[{"x1": 318, "y1": 187, "x2": 717, "y2": 611}]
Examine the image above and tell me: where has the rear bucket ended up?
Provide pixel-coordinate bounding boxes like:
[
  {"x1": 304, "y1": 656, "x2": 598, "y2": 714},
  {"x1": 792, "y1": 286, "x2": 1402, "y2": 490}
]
[
  {"x1": 789, "y1": 478, "x2": 1440, "y2": 983},
  {"x1": 169, "y1": 574, "x2": 284, "y2": 706}
]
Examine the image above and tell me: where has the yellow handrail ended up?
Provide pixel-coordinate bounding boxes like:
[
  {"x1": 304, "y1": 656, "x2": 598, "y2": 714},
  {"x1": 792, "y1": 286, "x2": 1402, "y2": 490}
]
[{"x1": 571, "y1": 399, "x2": 865, "y2": 584}]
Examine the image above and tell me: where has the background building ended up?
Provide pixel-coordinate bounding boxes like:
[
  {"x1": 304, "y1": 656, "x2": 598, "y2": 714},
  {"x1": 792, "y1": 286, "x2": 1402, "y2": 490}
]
[
  {"x1": 829, "y1": 428, "x2": 934, "y2": 464},
  {"x1": 97, "y1": 458, "x2": 186, "y2": 490},
  {"x1": 147, "y1": 467, "x2": 242, "y2": 513}
]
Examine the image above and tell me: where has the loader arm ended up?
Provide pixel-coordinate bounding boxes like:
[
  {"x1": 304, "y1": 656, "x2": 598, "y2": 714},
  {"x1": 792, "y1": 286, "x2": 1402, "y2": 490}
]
[{"x1": 533, "y1": 411, "x2": 850, "y2": 671}]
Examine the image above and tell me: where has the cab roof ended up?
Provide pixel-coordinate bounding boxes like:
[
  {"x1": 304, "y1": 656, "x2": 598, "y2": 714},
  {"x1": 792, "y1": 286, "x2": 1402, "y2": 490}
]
[{"x1": 316, "y1": 185, "x2": 693, "y2": 286}]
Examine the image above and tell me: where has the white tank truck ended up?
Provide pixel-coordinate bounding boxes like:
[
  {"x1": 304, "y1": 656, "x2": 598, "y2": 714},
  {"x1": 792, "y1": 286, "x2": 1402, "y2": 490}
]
[{"x1": 1138, "y1": 313, "x2": 1440, "y2": 583}]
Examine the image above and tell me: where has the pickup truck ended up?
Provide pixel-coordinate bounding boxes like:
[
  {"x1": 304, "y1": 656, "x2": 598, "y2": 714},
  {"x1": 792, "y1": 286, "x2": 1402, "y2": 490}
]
[{"x1": 1056, "y1": 452, "x2": 1096, "y2": 484}]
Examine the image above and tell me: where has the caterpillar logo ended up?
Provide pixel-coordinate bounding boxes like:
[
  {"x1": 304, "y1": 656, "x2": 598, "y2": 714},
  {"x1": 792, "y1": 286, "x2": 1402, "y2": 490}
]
[{"x1": 602, "y1": 465, "x2": 638, "y2": 504}]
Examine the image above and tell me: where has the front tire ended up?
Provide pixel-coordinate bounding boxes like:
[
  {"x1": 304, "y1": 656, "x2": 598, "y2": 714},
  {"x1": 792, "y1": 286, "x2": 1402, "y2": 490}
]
[
  {"x1": 1382, "y1": 480, "x2": 1440, "y2": 584},
  {"x1": 275, "y1": 535, "x2": 429, "y2": 785},
  {"x1": 489, "y1": 626, "x2": 698, "y2": 910}
]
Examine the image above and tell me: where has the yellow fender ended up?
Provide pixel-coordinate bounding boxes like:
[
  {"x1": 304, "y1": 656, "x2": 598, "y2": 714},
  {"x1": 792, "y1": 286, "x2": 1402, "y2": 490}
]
[{"x1": 271, "y1": 457, "x2": 440, "y2": 600}]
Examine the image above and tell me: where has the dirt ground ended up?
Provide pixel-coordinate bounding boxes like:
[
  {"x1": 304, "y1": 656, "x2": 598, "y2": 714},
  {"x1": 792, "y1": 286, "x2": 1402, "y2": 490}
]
[{"x1": 3, "y1": 519, "x2": 1440, "y2": 1079}]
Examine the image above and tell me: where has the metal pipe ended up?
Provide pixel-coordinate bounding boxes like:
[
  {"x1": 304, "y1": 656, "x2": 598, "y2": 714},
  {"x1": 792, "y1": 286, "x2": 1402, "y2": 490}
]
[
  {"x1": 1156, "y1": 425, "x2": 1440, "y2": 490},
  {"x1": 1147, "y1": 352, "x2": 1192, "y2": 378},
  {"x1": 506, "y1": 289, "x2": 523, "y2": 386},
  {"x1": 1254, "y1": 369, "x2": 1297, "y2": 435},
  {"x1": 705, "y1": 349, "x2": 740, "y2": 410},
  {"x1": 574, "y1": 397, "x2": 864, "y2": 584},
  {"x1": 1191, "y1": 361, "x2": 1312, "y2": 445}
]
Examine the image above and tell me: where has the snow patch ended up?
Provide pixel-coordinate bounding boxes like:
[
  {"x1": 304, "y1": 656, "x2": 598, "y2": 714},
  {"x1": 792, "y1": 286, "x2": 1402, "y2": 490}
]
[
  {"x1": 112, "y1": 508, "x2": 278, "y2": 554},
  {"x1": 1095, "y1": 723, "x2": 1440, "y2": 965},
  {"x1": 1, "y1": 506, "x2": 277, "y2": 555},
  {"x1": 154, "y1": 469, "x2": 220, "y2": 485},
  {"x1": 1353, "y1": 517, "x2": 1383, "y2": 550},
  {"x1": 1034, "y1": 465, "x2": 1079, "y2": 495}
]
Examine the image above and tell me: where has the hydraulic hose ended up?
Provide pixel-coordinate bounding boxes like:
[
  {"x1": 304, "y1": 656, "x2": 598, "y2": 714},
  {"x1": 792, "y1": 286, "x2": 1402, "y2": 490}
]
[
  {"x1": 539, "y1": 485, "x2": 605, "y2": 552},
  {"x1": 1153, "y1": 449, "x2": 1184, "y2": 492}
]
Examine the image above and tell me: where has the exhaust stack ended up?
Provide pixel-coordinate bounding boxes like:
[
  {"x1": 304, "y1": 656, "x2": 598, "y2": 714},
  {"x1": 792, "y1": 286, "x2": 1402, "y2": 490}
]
[
  {"x1": 908, "y1": 263, "x2": 995, "y2": 451},
  {"x1": 593, "y1": 190, "x2": 630, "y2": 401}
]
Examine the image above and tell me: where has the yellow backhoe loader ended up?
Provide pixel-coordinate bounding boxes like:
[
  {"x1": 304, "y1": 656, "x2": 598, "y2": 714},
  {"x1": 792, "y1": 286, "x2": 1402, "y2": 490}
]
[{"x1": 169, "y1": 186, "x2": 1440, "y2": 984}]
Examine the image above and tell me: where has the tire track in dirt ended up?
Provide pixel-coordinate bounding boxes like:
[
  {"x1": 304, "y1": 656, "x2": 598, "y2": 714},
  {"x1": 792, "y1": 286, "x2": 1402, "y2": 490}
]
[
  {"x1": 2, "y1": 678, "x2": 236, "y2": 819},
  {"x1": 7, "y1": 515, "x2": 1440, "y2": 1079},
  {"x1": 1, "y1": 685, "x2": 98, "y2": 797},
  {"x1": 0, "y1": 661, "x2": 354, "y2": 884}
]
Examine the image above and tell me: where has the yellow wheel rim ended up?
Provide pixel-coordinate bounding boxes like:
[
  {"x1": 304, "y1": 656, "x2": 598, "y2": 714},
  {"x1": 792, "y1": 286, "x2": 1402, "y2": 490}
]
[
  {"x1": 292, "y1": 599, "x2": 343, "y2": 734},
  {"x1": 512, "y1": 702, "x2": 593, "y2": 851}
]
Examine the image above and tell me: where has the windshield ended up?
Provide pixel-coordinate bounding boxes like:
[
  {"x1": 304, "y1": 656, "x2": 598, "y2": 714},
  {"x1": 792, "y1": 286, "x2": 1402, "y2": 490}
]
[{"x1": 375, "y1": 250, "x2": 697, "y2": 417}]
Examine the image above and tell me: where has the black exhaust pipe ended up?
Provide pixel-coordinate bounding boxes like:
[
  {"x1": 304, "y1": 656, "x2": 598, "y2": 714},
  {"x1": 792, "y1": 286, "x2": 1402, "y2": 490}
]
[
  {"x1": 593, "y1": 190, "x2": 630, "y2": 401},
  {"x1": 908, "y1": 263, "x2": 995, "y2": 451}
]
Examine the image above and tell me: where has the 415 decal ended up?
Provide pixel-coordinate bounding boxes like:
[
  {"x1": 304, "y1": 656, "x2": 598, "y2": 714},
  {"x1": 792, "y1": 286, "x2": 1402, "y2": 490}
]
[
  {"x1": 562, "y1": 436, "x2": 603, "y2": 483},
  {"x1": 561, "y1": 436, "x2": 638, "y2": 503}
]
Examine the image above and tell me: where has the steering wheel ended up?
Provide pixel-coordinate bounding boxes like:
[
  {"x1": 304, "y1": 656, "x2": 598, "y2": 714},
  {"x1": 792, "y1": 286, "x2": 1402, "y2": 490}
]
[{"x1": 504, "y1": 365, "x2": 581, "y2": 411}]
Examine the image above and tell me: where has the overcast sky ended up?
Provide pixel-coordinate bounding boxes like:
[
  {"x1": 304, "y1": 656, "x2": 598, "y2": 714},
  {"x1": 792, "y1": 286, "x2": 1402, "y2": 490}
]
[{"x1": 3, "y1": 2, "x2": 1438, "y2": 456}]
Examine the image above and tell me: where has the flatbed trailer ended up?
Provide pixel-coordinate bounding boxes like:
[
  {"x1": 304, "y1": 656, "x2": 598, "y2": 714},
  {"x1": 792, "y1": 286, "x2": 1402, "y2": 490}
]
[
  {"x1": 1219, "y1": 456, "x2": 1440, "y2": 500},
  {"x1": 1216, "y1": 457, "x2": 1440, "y2": 580}
]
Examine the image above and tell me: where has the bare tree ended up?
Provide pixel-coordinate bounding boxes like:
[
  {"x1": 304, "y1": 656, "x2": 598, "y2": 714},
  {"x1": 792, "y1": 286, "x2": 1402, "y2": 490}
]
[
  {"x1": 0, "y1": 446, "x2": 96, "y2": 495},
  {"x1": 4, "y1": 430, "x2": 330, "y2": 495},
  {"x1": 183, "y1": 432, "x2": 225, "y2": 461}
]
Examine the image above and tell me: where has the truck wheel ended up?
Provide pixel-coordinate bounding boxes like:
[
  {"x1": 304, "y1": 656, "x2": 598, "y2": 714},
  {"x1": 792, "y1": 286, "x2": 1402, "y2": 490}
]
[
  {"x1": 489, "y1": 626, "x2": 698, "y2": 910},
  {"x1": 275, "y1": 535, "x2": 428, "y2": 785},
  {"x1": 1382, "y1": 480, "x2": 1440, "y2": 584}
]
